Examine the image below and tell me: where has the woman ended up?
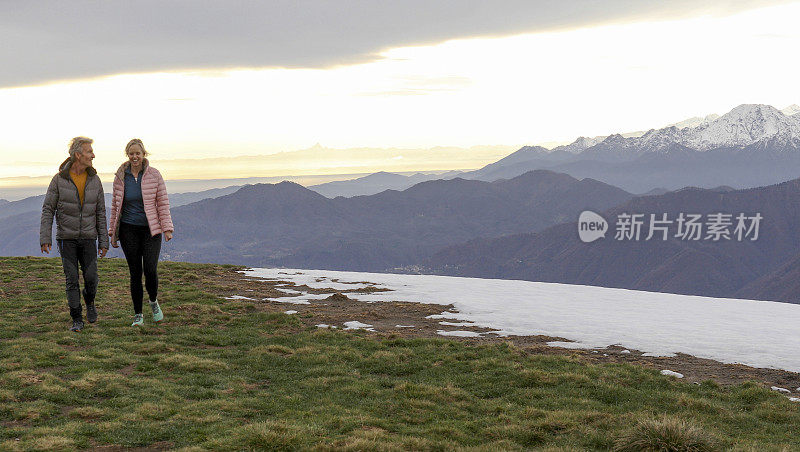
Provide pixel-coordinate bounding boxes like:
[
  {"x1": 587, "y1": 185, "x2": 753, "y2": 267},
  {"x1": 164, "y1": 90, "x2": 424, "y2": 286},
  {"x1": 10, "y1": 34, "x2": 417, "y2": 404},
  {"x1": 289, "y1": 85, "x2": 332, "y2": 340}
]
[{"x1": 109, "y1": 138, "x2": 174, "y2": 326}]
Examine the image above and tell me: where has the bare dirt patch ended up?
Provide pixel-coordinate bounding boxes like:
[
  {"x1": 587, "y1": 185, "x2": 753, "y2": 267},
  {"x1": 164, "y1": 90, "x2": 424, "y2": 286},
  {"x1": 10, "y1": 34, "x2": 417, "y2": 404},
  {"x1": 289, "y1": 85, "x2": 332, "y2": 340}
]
[
  {"x1": 205, "y1": 267, "x2": 800, "y2": 390},
  {"x1": 118, "y1": 363, "x2": 136, "y2": 376}
]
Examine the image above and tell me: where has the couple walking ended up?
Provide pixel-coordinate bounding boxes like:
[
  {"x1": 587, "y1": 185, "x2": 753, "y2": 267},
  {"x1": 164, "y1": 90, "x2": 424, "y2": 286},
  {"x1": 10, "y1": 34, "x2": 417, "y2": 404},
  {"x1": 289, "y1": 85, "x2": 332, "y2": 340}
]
[{"x1": 40, "y1": 137, "x2": 174, "y2": 331}]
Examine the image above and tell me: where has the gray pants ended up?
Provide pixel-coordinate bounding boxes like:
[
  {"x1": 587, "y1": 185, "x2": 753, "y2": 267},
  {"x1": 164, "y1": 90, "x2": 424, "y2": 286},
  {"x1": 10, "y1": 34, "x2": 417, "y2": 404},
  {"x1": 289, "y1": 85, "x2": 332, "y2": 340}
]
[{"x1": 57, "y1": 239, "x2": 98, "y2": 321}]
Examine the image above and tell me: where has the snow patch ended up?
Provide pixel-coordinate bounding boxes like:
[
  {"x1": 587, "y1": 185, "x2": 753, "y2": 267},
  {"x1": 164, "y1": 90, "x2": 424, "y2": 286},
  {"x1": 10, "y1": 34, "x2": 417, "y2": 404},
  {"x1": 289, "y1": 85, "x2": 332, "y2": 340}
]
[
  {"x1": 547, "y1": 341, "x2": 595, "y2": 350},
  {"x1": 270, "y1": 272, "x2": 390, "y2": 291},
  {"x1": 437, "y1": 330, "x2": 482, "y2": 337},
  {"x1": 224, "y1": 295, "x2": 254, "y2": 300},
  {"x1": 426, "y1": 313, "x2": 461, "y2": 320},
  {"x1": 771, "y1": 386, "x2": 791, "y2": 394},
  {"x1": 643, "y1": 352, "x2": 677, "y2": 358},
  {"x1": 343, "y1": 321, "x2": 375, "y2": 331},
  {"x1": 264, "y1": 297, "x2": 311, "y2": 305},
  {"x1": 395, "y1": 324, "x2": 415, "y2": 328},
  {"x1": 660, "y1": 370, "x2": 684, "y2": 378},
  {"x1": 438, "y1": 321, "x2": 476, "y2": 327},
  {"x1": 243, "y1": 267, "x2": 800, "y2": 373},
  {"x1": 284, "y1": 310, "x2": 298, "y2": 315}
]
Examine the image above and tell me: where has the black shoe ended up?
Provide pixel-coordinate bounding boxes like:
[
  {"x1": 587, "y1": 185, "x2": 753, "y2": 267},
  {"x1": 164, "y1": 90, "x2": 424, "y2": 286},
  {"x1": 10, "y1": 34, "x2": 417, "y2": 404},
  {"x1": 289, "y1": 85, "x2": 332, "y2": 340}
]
[
  {"x1": 86, "y1": 303, "x2": 98, "y2": 323},
  {"x1": 70, "y1": 319, "x2": 84, "y2": 332}
]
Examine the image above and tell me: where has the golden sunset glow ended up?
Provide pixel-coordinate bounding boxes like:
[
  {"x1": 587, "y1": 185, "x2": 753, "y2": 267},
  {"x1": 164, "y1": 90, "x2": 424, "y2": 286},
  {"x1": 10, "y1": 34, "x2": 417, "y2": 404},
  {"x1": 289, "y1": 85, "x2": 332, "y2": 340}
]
[{"x1": 1, "y1": 2, "x2": 798, "y2": 186}]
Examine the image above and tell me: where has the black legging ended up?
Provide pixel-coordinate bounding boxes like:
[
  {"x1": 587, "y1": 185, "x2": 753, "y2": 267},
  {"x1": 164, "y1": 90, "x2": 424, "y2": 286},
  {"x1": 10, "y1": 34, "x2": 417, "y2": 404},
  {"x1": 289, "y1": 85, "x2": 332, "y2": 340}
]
[{"x1": 119, "y1": 222, "x2": 162, "y2": 314}]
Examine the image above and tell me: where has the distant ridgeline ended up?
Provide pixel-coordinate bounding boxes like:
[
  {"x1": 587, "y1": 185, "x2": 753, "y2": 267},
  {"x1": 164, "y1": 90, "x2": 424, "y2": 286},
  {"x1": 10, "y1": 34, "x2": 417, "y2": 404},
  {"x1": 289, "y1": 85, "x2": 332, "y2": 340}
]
[
  {"x1": 3, "y1": 103, "x2": 800, "y2": 303},
  {"x1": 458, "y1": 104, "x2": 800, "y2": 193},
  {"x1": 426, "y1": 177, "x2": 800, "y2": 304},
  {"x1": 165, "y1": 170, "x2": 632, "y2": 271}
]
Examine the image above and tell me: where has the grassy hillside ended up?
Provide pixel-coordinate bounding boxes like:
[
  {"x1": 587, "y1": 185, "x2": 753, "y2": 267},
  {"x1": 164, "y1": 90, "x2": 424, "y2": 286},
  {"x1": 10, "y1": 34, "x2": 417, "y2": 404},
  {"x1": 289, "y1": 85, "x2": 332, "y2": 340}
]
[{"x1": 0, "y1": 256, "x2": 798, "y2": 450}]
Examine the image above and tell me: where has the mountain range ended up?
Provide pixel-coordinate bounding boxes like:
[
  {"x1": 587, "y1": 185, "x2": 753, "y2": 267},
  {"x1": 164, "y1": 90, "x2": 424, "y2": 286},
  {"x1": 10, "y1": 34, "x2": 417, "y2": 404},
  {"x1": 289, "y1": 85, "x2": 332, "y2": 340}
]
[
  {"x1": 165, "y1": 170, "x2": 633, "y2": 270},
  {"x1": 307, "y1": 170, "x2": 463, "y2": 198},
  {"x1": 0, "y1": 187, "x2": 251, "y2": 257},
  {"x1": 423, "y1": 176, "x2": 800, "y2": 303},
  {"x1": 299, "y1": 104, "x2": 800, "y2": 197},
  {"x1": 4, "y1": 102, "x2": 800, "y2": 305},
  {"x1": 452, "y1": 104, "x2": 800, "y2": 193}
]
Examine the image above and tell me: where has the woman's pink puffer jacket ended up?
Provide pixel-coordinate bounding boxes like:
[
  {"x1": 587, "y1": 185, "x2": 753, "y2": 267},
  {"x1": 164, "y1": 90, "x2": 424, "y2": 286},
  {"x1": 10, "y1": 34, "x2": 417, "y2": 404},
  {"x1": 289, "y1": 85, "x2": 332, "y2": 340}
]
[{"x1": 108, "y1": 159, "x2": 174, "y2": 242}]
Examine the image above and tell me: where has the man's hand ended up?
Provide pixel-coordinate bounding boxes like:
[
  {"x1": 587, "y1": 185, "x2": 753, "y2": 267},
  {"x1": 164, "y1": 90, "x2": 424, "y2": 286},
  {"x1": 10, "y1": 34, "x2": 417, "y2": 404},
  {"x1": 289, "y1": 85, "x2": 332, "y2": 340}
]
[
  {"x1": 111, "y1": 240, "x2": 119, "y2": 248},
  {"x1": 41, "y1": 244, "x2": 51, "y2": 254},
  {"x1": 99, "y1": 248, "x2": 108, "y2": 258},
  {"x1": 164, "y1": 231, "x2": 173, "y2": 242}
]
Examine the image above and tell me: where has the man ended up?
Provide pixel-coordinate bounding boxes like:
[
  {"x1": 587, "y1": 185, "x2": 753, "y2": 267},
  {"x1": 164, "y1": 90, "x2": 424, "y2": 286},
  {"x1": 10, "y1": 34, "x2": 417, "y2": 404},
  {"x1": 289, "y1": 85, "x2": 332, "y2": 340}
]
[{"x1": 41, "y1": 137, "x2": 109, "y2": 332}]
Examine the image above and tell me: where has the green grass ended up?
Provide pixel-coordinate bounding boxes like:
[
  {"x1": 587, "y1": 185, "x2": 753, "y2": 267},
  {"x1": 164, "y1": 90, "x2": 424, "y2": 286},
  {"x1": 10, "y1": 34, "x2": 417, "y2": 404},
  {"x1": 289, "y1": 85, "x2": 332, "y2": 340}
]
[{"x1": 0, "y1": 256, "x2": 798, "y2": 451}]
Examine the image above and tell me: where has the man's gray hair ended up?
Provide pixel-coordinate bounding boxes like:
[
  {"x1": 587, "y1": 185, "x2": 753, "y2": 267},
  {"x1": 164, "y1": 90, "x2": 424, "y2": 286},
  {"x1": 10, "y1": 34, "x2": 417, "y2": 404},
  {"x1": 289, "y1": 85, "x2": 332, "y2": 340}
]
[{"x1": 68, "y1": 136, "x2": 93, "y2": 159}]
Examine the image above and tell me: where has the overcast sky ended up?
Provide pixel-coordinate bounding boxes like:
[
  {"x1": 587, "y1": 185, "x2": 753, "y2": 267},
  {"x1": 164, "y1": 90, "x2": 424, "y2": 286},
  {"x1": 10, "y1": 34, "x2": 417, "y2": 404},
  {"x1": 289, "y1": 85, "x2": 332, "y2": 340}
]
[
  {"x1": 2, "y1": 0, "x2": 792, "y2": 88},
  {"x1": 1, "y1": 0, "x2": 799, "y2": 188}
]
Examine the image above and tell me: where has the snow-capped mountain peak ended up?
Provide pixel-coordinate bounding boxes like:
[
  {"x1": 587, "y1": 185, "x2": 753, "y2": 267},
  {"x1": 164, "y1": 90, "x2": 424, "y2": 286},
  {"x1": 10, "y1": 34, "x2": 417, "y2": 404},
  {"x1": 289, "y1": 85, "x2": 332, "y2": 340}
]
[
  {"x1": 781, "y1": 104, "x2": 800, "y2": 116},
  {"x1": 634, "y1": 126, "x2": 692, "y2": 153},
  {"x1": 715, "y1": 104, "x2": 786, "y2": 129},
  {"x1": 576, "y1": 103, "x2": 800, "y2": 159},
  {"x1": 669, "y1": 113, "x2": 720, "y2": 129},
  {"x1": 687, "y1": 104, "x2": 800, "y2": 150},
  {"x1": 602, "y1": 133, "x2": 626, "y2": 144},
  {"x1": 551, "y1": 136, "x2": 603, "y2": 154}
]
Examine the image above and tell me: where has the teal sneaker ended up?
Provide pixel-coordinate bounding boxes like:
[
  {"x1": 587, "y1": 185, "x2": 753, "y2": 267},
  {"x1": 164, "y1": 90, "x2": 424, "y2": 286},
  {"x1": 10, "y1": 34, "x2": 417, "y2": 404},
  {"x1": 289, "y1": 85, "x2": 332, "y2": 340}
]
[
  {"x1": 150, "y1": 300, "x2": 164, "y2": 323},
  {"x1": 131, "y1": 314, "x2": 144, "y2": 327}
]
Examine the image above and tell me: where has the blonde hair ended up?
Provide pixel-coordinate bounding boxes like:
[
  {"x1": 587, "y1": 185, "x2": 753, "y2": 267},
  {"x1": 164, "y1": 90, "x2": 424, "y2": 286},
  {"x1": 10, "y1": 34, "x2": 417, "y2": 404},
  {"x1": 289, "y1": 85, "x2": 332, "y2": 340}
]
[
  {"x1": 125, "y1": 138, "x2": 149, "y2": 157},
  {"x1": 68, "y1": 136, "x2": 93, "y2": 160}
]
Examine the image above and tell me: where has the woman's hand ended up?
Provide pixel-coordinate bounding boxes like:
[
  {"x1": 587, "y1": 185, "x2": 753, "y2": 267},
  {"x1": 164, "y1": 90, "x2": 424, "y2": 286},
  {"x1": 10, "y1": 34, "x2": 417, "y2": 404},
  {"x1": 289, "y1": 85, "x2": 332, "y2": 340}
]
[{"x1": 164, "y1": 231, "x2": 173, "y2": 242}]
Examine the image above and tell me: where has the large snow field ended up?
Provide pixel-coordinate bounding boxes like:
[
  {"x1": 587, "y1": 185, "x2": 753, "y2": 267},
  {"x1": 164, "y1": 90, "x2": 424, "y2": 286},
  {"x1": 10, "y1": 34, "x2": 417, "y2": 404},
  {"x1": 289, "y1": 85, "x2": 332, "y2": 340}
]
[{"x1": 242, "y1": 268, "x2": 800, "y2": 373}]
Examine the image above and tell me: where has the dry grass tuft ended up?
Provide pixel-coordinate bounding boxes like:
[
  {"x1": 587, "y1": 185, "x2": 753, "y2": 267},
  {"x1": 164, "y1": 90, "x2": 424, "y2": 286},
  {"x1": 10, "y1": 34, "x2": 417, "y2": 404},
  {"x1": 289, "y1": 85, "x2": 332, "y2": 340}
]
[
  {"x1": 227, "y1": 420, "x2": 311, "y2": 449},
  {"x1": 29, "y1": 435, "x2": 75, "y2": 451},
  {"x1": 160, "y1": 354, "x2": 229, "y2": 372},
  {"x1": 69, "y1": 372, "x2": 126, "y2": 396},
  {"x1": 613, "y1": 416, "x2": 720, "y2": 452},
  {"x1": 69, "y1": 406, "x2": 107, "y2": 420}
]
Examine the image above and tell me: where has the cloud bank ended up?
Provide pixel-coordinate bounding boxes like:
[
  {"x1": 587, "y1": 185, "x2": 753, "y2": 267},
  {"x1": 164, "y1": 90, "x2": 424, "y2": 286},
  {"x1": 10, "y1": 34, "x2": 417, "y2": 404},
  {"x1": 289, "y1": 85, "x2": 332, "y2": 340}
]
[{"x1": 1, "y1": 0, "x2": 788, "y2": 87}]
